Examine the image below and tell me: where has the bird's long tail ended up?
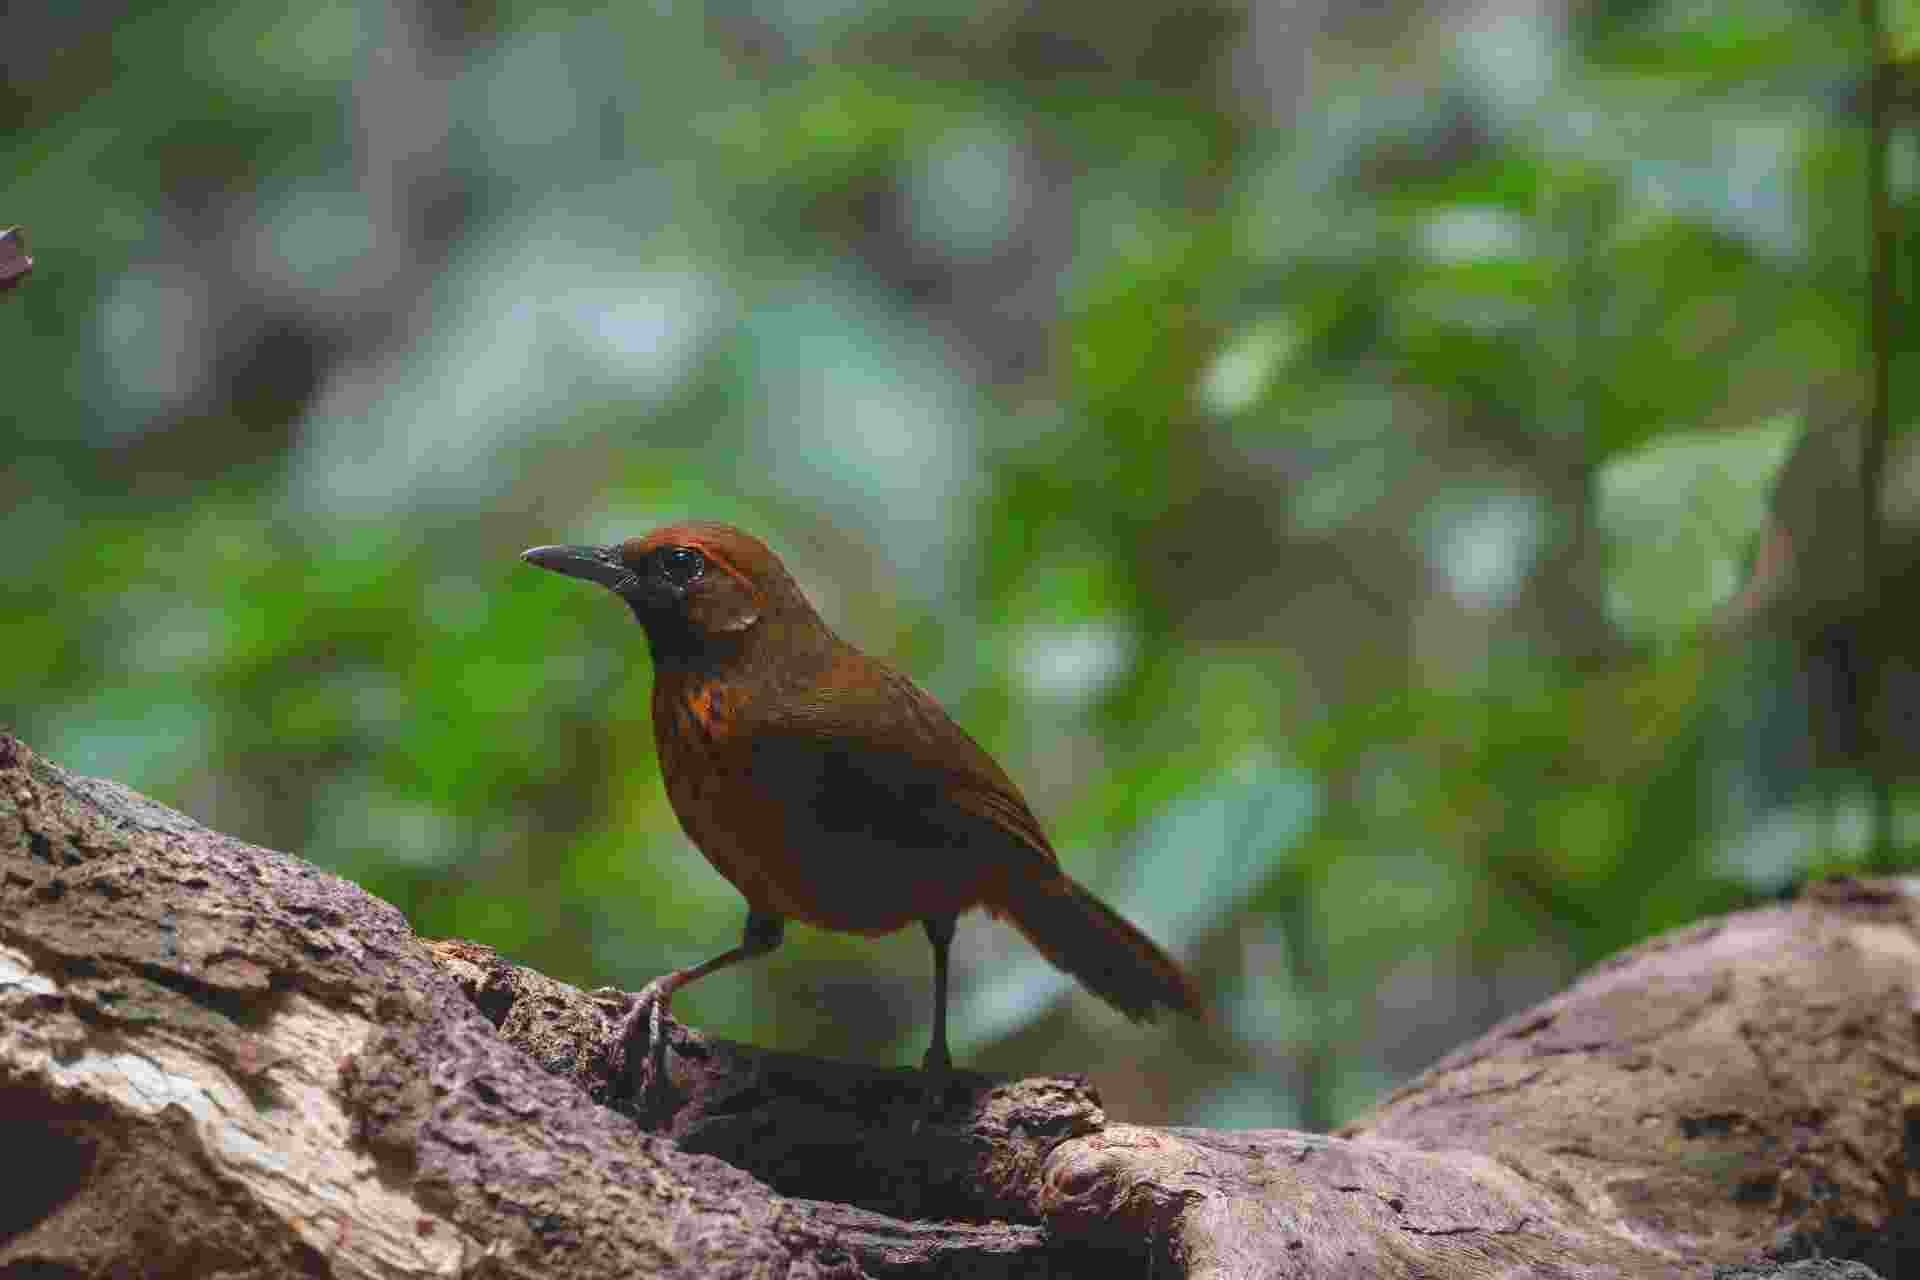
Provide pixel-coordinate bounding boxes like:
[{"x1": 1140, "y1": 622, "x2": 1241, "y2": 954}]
[{"x1": 995, "y1": 870, "x2": 1204, "y2": 1021}]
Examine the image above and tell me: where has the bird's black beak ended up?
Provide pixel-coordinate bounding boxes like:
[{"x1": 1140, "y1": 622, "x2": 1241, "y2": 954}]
[{"x1": 521, "y1": 544, "x2": 632, "y2": 592}]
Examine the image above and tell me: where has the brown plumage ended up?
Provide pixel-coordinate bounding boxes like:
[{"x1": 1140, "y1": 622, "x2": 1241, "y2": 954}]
[{"x1": 522, "y1": 521, "x2": 1203, "y2": 1079}]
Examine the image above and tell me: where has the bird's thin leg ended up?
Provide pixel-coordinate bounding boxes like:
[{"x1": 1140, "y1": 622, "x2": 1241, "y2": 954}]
[
  {"x1": 921, "y1": 914, "x2": 957, "y2": 1073},
  {"x1": 613, "y1": 911, "x2": 784, "y2": 1093}
]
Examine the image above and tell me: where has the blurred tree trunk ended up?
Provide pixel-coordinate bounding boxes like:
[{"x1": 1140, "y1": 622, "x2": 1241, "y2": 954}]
[{"x1": 1, "y1": 734, "x2": 1911, "y2": 1278}]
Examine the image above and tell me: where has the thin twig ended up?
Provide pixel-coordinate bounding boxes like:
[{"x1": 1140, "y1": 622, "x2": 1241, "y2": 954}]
[{"x1": 1859, "y1": 0, "x2": 1896, "y2": 866}]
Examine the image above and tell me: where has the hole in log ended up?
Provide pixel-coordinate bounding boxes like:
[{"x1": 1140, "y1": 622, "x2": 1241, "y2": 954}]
[{"x1": 0, "y1": 1085, "x2": 99, "y2": 1244}]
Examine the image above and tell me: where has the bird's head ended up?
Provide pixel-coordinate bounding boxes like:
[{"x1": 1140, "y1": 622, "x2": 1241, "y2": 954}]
[{"x1": 521, "y1": 521, "x2": 813, "y2": 664}]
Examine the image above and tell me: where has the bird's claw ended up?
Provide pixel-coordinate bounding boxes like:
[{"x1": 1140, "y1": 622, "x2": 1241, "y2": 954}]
[{"x1": 606, "y1": 979, "x2": 674, "y2": 1101}]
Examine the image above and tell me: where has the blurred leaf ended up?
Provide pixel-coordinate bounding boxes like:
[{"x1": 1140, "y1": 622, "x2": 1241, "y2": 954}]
[
  {"x1": 1884, "y1": 0, "x2": 1920, "y2": 64},
  {"x1": 1596, "y1": 415, "x2": 1800, "y2": 641},
  {"x1": 1199, "y1": 316, "x2": 1303, "y2": 417},
  {"x1": 1121, "y1": 755, "x2": 1320, "y2": 942},
  {"x1": 951, "y1": 755, "x2": 1316, "y2": 1053}
]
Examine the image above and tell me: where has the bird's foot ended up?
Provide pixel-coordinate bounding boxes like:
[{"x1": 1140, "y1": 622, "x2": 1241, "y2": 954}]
[
  {"x1": 605, "y1": 978, "x2": 675, "y2": 1102},
  {"x1": 914, "y1": 1045, "x2": 960, "y2": 1131}
]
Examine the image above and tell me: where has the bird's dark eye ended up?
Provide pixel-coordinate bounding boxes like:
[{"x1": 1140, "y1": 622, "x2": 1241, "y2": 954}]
[{"x1": 657, "y1": 545, "x2": 705, "y2": 586}]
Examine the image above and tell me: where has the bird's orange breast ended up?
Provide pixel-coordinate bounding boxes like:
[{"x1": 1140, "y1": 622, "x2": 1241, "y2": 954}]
[{"x1": 653, "y1": 674, "x2": 777, "y2": 901}]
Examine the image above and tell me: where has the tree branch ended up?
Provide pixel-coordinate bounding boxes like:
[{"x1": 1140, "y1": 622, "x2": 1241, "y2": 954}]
[
  {"x1": 1859, "y1": 0, "x2": 1898, "y2": 865},
  {"x1": 1, "y1": 734, "x2": 1911, "y2": 1277}
]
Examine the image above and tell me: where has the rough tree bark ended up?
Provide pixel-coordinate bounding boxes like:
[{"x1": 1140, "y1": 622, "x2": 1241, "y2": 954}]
[{"x1": 0, "y1": 733, "x2": 1913, "y2": 1278}]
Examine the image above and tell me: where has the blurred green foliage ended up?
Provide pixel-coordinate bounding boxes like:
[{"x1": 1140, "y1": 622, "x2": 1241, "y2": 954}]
[{"x1": 4, "y1": 0, "x2": 1916, "y2": 1129}]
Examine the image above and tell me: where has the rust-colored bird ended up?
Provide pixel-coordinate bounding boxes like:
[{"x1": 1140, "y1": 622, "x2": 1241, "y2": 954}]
[{"x1": 522, "y1": 522, "x2": 1202, "y2": 1079}]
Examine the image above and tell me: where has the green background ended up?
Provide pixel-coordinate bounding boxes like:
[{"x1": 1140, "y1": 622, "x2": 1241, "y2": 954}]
[{"x1": 4, "y1": 0, "x2": 1916, "y2": 1128}]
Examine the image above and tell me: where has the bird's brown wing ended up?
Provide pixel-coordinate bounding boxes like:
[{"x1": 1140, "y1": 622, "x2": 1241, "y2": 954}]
[
  {"x1": 734, "y1": 652, "x2": 1062, "y2": 929},
  {"x1": 741, "y1": 651, "x2": 1203, "y2": 1018}
]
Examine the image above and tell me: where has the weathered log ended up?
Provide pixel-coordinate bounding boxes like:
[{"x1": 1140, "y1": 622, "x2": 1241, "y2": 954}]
[{"x1": 1, "y1": 734, "x2": 1911, "y2": 1277}]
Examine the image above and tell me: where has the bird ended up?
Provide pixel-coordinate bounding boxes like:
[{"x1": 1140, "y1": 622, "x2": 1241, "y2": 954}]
[{"x1": 521, "y1": 521, "x2": 1203, "y2": 1085}]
